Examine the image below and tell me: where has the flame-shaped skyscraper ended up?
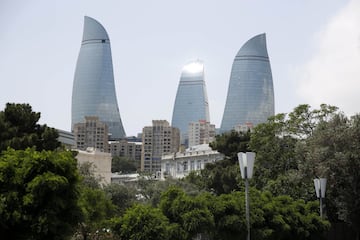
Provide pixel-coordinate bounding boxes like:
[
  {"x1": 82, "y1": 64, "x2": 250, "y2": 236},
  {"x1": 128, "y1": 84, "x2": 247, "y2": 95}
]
[
  {"x1": 220, "y1": 33, "x2": 274, "y2": 132},
  {"x1": 171, "y1": 60, "x2": 210, "y2": 143},
  {"x1": 72, "y1": 16, "x2": 126, "y2": 139}
]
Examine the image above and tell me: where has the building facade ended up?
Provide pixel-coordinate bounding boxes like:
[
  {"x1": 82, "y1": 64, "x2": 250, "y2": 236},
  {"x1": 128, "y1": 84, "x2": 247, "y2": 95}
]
[
  {"x1": 76, "y1": 148, "x2": 112, "y2": 185},
  {"x1": 108, "y1": 140, "x2": 142, "y2": 170},
  {"x1": 73, "y1": 116, "x2": 109, "y2": 152},
  {"x1": 171, "y1": 60, "x2": 210, "y2": 145},
  {"x1": 72, "y1": 16, "x2": 126, "y2": 140},
  {"x1": 141, "y1": 120, "x2": 180, "y2": 173},
  {"x1": 57, "y1": 129, "x2": 75, "y2": 149},
  {"x1": 188, "y1": 120, "x2": 216, "y2": 148},
  {"x1": 161, "y1": 144, "x2": 224, "y2": 179},
  {"x1": 220, "y1": 33, "x2": 274, "y2": 132}
]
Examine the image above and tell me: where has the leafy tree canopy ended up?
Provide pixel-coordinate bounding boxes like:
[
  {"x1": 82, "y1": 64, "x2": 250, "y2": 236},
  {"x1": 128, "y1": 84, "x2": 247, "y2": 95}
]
[
  {"x1": 157, "y1": 186, "x2": 329, "y2": 240},
  {"x1": 0, "y1": 103, "x2": 60, "y2": 152},
  {"x1": 0, "y1": 148, "x2": 82, "y2": 239},
  {"x1": 111, "y1": 156, "x2": 137, "y2": 173},
  {"x1": 112, "y1": 204, "x2": 172, "y2": 240},
  {"x1": 210, "y1": 130, "x2": 250, "y2": 162}
]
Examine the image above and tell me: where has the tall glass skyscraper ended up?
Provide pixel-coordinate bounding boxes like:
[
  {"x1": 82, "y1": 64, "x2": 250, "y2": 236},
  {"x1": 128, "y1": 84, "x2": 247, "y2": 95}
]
[
  {"x1": 171, "y1": 60, "x2": 210, "y2": 143},
  {"x1": 72, "y1": 16, "x2": 126, "y2": 139},
  {"x1": 220, "y1": 33, "x2": 274, "y2": 132}
]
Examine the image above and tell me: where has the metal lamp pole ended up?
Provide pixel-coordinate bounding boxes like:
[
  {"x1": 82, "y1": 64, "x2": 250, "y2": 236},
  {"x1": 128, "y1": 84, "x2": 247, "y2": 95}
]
[
  {"x1": 314, "y1": 178, "x2": 327, "y2": 218},
  {"x1": 238, "y1": 152, "x2": 255, "y2": 240}
]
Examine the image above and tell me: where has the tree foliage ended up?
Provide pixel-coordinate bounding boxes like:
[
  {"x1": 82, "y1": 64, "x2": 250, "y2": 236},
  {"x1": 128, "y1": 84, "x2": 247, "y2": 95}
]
[
  {"x1": 75, "y1": 161, "x2": 116, "y2": 240},
  {"x1": 186, "y1": 158, "x2": 242, "y2": 195},
  {"x1": 112, "y1": 204, "x2": 171, "y2": 240},
  {"x1": 111, "y1": 156, "x2": 137, "y2": 173},
  {"x1": 76, "y1": 187, "x2": 115, "y2": 240},
  {"x1": 157, "y1": 187, "x2": 329, "y2": 240},
  {"x1": 0, "y1": 103, "x2": 60, "y2": 152},
  {"x1": 103, "y1": 183, "x2": 137, "y2": 215},
  {"x1": 249, "y1": 104, "x2": 339, "y2": 200},
  {"x1": 0, "y1": 148, "x2": 82, "y2": 239},
  {"x1": 159, "y1": 186, "x2": 214, "y2": 239},
  {"x1": 210, "y1": 130, "x2": 250, "y2": 162},
  {"x1": 297, "y1": 113, "x2": 360, "y2": 236}
]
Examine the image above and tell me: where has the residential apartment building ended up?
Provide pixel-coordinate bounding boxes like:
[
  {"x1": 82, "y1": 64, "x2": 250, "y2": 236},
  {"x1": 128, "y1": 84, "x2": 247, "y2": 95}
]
[
  {"x1": 108, "y1": 140, "x2": 142, "y2": 169},
  {"x1": 141, "y1": 120, "x2": 180, "y2": 173},
  {"x1": 73, "y1": 116, "x2": 109, "y2": 152},
  {"x1": 188, "y1": 120, "x2": 216, "y2": 147}
]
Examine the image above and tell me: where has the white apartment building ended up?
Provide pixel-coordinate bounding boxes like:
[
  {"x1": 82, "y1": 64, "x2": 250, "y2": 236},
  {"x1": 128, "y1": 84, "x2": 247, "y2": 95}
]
[{"x1": 161, "y1": 144, "x2": 224, "y2": 179}]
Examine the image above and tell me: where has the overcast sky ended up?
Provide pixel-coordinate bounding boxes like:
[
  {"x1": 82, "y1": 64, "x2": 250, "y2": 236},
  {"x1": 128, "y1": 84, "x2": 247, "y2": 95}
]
[{"x1": 0, "y1": 0, "x2": 359, "y2": 136}]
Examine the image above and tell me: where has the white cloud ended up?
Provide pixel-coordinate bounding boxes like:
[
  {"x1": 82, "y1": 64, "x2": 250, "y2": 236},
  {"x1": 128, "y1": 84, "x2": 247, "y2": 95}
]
[{"x1": 296, "y1": 0, "x2": 360, "y2": 115}]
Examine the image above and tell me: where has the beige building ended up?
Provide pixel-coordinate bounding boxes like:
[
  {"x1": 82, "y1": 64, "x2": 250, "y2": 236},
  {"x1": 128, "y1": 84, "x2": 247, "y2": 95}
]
[
  {"x1": 161, "y1": 144, "x2": 224, "y2": 179},
  {"x1": 234, "y1": 122, "x2": 254, "y2": 133},
  {"x1": 141, "y1": 120, "x2": 180, "y2": 173},
  {"x1": 188, "y1": 120, "x2": 216, "y2": 147},
  {"x1": 73, "y1": 116, "x2": 109, "y2": 152},
  {"x1": 76, "y1": 148, "x2": 112, "y2": 185},
  {"x1": 108, "y1": 139, "x2": 142, "y2": 169}
]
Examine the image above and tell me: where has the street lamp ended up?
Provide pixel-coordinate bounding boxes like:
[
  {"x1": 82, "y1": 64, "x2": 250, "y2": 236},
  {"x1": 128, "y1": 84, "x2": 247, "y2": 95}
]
[
  {"x1": 238, "y1": 152, "x2": 255, "y2": 240},
  {"x1": 314, "y1": 178, "x2": 327, "y2": 218}
]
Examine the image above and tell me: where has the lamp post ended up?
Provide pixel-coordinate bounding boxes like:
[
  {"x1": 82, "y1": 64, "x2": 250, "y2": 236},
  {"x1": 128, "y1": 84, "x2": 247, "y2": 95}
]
[
  {"x1": 238, "y1": 152, "x2": 255, "y2": 240},
  {"x1": 314, "y1": 178, "x2": 327, "y2": 218}
]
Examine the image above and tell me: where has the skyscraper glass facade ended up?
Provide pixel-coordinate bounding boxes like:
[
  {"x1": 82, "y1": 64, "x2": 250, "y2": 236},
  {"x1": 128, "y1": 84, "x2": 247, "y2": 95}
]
[
  {"x1": 72, "y1": 16, "x2": 126, "y2": 139},
  {"x1": 171, "y1": 60, "x2": 210, "y2": 143},
  {"x1": 220, "y1": 33, "x2": 274, "y2": 132}
]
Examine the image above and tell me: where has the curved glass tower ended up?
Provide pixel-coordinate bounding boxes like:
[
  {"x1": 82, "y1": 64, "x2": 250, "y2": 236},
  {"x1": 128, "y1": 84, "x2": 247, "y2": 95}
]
[
  {"x1": 72, "y1": 16, "x2": 126, "y2": 139},
  {"x1": 220, "y1": 33, "x2": 274, "y2": 132},
  {"x1": 171, "y1": 60, "x2": 210, "y2": 143}
]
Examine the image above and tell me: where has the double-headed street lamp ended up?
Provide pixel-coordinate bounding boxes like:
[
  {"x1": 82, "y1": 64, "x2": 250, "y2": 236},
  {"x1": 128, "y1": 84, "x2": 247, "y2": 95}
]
[
  {"x1": 238, "y1": 152, "x2": 256, "y2": 240},
  {"x1": 314, "y1": 178, "x2": 327, "y2": 218}
]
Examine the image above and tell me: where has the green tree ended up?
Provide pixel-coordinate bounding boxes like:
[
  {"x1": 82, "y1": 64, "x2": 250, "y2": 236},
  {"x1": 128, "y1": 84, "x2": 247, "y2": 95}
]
[
  {"x1": 111, "y1": 156, "x2": 137, "y2": 173},
  {"x1": 250, "y1": 190, "x2": 330, "y2": 240},
  {"x1": 201, "y1": 191, "x2": 247, "y2": 240},
  {"x1": 0, "y1": 148, "x2": 82, "y2": 239},
  {"x1": 113, "y1": 204, "x2": 171, "y2": 240},
  {"x1": 210, "y1": 130, "x2": 250, "y2": 162},
  {"x1": 0, "y1": 103, "x2": 60, "y2": 152},
  {"x1": 136, "y1": 174, "x2": 200, "y2": 207},
  {"x1": 78, "y1": 161, "x2": 103, "y2": 189},
  {"x1": 186, "y1": 158, "x2": 242, "y2": 195},
  {"x1": 159, "y1": 186, "x2": 214, "y2": 240},
  {"x1": 76, "y1": 187, "x2": 115, "y2": 240},
  {"x1": 103, "y1": 183, "x2": 137, "y2": 215},
  {"x1": 298, "y1": 113, "x2": 360, "y2": 238},
  {"x1": 249, "y1": 113, "x2": 305, "y2": 196},
  {"x1": 249, "y1": 104, "x2": 338, "y2": 199},
  {"x1": 185, "y1": 131, "x2": 250, "y2": 195},
  {"x1": 75, "y1": 161, "x2": 116, "y2": 240}
]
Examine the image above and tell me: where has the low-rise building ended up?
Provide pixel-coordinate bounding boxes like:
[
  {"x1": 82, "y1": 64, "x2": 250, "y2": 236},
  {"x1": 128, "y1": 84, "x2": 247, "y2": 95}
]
[
  {"x1": 57, "y1": 129, "x2": 75, "y2": 149},
  {"x1": 161, "y1": 144, "x2": 224, "y2": 179},
  {"x1": 75, "y1": 148, "x2": 112, "y2": 185}
]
